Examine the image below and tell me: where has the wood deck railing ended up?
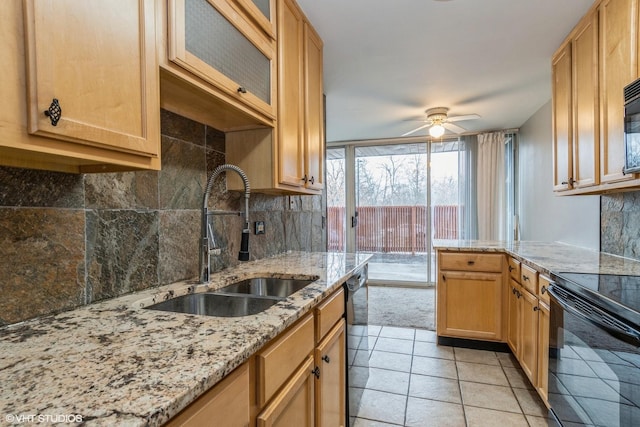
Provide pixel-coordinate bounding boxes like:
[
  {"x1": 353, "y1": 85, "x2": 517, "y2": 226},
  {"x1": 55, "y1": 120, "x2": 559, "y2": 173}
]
[{"x1": 327, "y1": 205, "x2": 459, "y2": 252}]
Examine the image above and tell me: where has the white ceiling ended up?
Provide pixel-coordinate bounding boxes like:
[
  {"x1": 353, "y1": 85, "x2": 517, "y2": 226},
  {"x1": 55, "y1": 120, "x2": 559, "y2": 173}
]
[{"x1": 295, "y1": 0, "x2": 595, "y2": 143}]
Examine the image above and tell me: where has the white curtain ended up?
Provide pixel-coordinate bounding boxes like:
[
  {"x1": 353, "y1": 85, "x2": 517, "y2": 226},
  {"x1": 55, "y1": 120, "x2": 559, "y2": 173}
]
[{"x1": 477, "y1": 132, "x2": 506, "y2": 240}]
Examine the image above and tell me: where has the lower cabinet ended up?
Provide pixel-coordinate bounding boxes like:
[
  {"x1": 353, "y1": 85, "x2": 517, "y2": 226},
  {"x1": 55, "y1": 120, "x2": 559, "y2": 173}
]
[
  {"x1": 166, "y1": 285, "x2": 348, "y2": 427},
  {"x1": 257, "y1": 356, "x2": 315, "y2": 427},
  {"x1": 520, "y1": 288, "x2": 539, "y2": 383},
  {"x1": 437, "y1": 252, "x2": 506, "y2": 341},
  {"x1": 437, "y1": 251, "x2": 552, "y2": 407},
  {"x1": 315, "y1": 319, "x2": 346, "y2": 427},
  {"x1": 437, "y1": 270, "x2": 504, "y2": 341},
  {"x1": 165, "y1": 362, "x2": 250, "y2": 427},
  {"x1": 536, "y1": 301, "x2": 550, "y2": 405}
]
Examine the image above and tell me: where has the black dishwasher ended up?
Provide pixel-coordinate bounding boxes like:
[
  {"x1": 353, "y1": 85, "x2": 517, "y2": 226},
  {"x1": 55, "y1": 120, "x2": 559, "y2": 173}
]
[{"x1": 344, "y1": 265, "x2": 369, "y2": 426}]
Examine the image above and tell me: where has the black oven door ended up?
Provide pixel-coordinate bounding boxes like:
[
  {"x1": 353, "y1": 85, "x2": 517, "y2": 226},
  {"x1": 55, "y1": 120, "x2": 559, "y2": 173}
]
[{"x1": 547, "y1": 285, "x2": 640, "y2": 426}]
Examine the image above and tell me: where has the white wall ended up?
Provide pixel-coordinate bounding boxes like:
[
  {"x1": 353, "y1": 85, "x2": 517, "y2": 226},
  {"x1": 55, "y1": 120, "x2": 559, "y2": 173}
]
[{"x1": 518, "y1": 101, "x2": 600, "y2": 249}]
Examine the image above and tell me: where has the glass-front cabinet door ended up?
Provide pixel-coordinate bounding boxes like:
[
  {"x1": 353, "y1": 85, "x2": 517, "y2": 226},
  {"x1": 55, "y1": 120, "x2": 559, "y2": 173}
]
[
  {"x1": 168, "y1": 0, "x2": 276, "y2": 120},
  {"x1": 237, "y1": 0, "x2": 275, "y2": 39}
]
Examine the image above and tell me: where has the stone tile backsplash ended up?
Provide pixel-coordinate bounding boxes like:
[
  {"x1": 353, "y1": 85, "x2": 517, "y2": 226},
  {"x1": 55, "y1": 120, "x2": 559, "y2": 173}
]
[
  {"x1": 0, "y1": 110, "x2": 326, "y2": 325},
  {"x1": 601, "y1": 191, "x2": 640, "y2": 260}
]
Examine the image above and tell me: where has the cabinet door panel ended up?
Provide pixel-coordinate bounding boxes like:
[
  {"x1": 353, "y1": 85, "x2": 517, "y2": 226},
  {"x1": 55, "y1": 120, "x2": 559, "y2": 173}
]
[
  {"x1": 257, "y1": 356, "x2": 315, "y2": 427},
  {"x1": 520, "y1": 289, "x2": 539, "y2": 384},
  {"x1": 277, "y1": 0, "x2": 305, "y2": 188},
  {"x1": 572, "y1": 12, "x2": 599, "y2": 188},
  {"x1": 24, "y1": 0, "x2": 159, "y2": 157},
  {"x1": 600, "y1": 0, "x2": 638, "y2": 184},
  {"x1": 536, "y1": 302, "x2": 550, "y2": 406},
  {"x1": 437, "y1": 271, "x2": 503, "y2": 341},
  {"x1": 315, "y1": 320, "x2": 346, "y2": 427},
  {"x1": 304, "y1": 22, "x2": 324, "y2": 192},
  {"x1": 552, "y1": 44, "x2": 573, "y2": 191},
  {"x1": 507, "y1": 280, "x2": 520, "y2": 355}
]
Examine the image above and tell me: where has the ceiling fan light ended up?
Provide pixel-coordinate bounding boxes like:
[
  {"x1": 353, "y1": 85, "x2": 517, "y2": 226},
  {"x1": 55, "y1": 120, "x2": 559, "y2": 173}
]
[{"x1": 429, "y1": 124, "x2": 445, "y2": 138}]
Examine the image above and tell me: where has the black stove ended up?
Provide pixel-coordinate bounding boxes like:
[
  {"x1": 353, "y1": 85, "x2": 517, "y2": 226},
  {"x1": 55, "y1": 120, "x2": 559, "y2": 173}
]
[{"x1": 551, "y1": 272, "x2": 640, "y2": 330}]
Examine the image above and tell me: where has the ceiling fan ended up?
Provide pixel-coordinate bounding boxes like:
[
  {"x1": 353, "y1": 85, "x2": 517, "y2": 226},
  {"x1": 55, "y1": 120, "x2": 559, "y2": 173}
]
[{"x1": 402, "y1": 107, "x2": 480, "y2": 137}]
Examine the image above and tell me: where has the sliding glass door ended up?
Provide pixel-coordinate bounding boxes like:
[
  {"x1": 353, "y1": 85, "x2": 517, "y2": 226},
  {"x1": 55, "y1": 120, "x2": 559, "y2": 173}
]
[{"x1": 327, "y1": 138, "x2": 476, "y2": 286}]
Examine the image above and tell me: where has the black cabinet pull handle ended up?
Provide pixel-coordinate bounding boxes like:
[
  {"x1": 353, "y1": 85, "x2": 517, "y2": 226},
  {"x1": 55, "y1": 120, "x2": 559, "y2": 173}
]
[
  {"x1": 467, "y1": 260, "x2": 475, "y2": 265},
  {"x1": 523, "y1": 275, "x2": 529, "y2": 281},
  {"x1": 310, "y1": 176, "x2": 315, "y2": 185},
  {"x1": 533, "y1": 306, "x2": 540, "y2": 312},
  {"x1": 44, "y1": 98, "x2": 62, "y2": 126},
  {"x1": 302, "y1": 174, "x2": 308, "y2": 183},
  {"x1": 541, "y1": 286, "x2": 547, "y2": 294},
  {"x1": 312, "y1": 366, "x2": 320, "y2": 379},
  {"x1": 237, "y1": 87, "x2": 247, "y2": 94},
  {"x1": 508, "y1": 265, "x2": 514, "y2": 272},
  {"x1": 322, "y1": 355, "x2": 330, "y2": 363}
]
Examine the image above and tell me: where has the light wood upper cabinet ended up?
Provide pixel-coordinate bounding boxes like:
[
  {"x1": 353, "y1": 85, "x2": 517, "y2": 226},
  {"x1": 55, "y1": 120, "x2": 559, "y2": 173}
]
[
  {"x1": 277, "y1": 0, "x2": 305, "y2": 188},
  {"x1": 552, "y1": 0, "x2": 640, "y2": 194},
  {"x1": 0, "y1": 0, "x2": 161, "y2": 173},
  {"x1": 599, "y1": 0, "x2": 638, "y2": 185},
  {"x1": 552, "y1": 43, "x2": 573, "y2": 191},
  {"x1": 552, "y1": 9, "x2": 599, "y2": 192},
  {"x1": 572, "y1": 11, "x2": 600, "y2": 189},
  {"x1": 157, "y1": 0, "x2": 277, "y2": 131},
  {"x1": 226, "y1": 0, "x2": 324, "y2": 195},
  {"x1": 303, "y1": 22, "x2": 325, "y2": 192}
]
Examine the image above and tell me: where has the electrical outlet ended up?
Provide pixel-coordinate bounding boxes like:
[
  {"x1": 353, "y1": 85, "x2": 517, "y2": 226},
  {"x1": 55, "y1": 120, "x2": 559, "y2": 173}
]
[{"x1": 254, "y1": 221, "x2": 265, "y2": 235}]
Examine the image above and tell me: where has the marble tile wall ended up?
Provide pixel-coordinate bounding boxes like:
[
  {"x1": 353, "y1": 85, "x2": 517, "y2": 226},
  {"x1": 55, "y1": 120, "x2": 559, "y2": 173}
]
[
  {"x1": 0, "y1": 110, "x2": 326, "y2": 325},
  {"x1": 601, "y1": 191, "x2": 640, "y2": 260}
]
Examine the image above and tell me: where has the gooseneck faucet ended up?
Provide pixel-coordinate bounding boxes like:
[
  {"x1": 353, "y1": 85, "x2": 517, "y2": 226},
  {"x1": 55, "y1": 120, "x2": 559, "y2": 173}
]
[{"x1": 200, "y1": 164, "x2": 251, "y2": 283}]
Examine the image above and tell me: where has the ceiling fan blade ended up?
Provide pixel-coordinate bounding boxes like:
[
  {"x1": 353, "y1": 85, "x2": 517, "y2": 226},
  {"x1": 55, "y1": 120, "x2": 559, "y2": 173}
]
[
  {"x1": 443, "y1": 122, "x2": 467, "y2": 134},
  {"x1": 447, "y1": 114, "x2": 481, "y2": 122},
  {"x1": 402, "y1": 123, "x2": 430, "y2": 136}
]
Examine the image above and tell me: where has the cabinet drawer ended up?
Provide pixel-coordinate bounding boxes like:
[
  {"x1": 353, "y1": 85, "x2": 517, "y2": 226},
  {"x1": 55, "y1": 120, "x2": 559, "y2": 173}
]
[
  {"x1": 315, "y1": 287, "x2": 344, "y2": 342},
  {"x1": 520, "y1": 264, "x2": 539, "y2": 294},
  {"x1": 257, "y1": 313, "x2": 314, "y2": 406},
  {"x1": 538, "y1": 275, "x2": 551, "y2": 305},
  {"x1": 439, "y1": 252, "x2": 504, "y2": 273},
  {"x1": 508, "y1": 257, "x2": 521, "y2": 281}
]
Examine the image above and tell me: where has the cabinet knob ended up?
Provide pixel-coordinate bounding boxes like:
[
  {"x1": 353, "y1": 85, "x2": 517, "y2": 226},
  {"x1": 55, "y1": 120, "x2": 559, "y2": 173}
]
[
  {"x1": 508, "y1": 265, "x2": 514, "y2": 272},
  {"x1": 312, "y1": 366, "x2": 320, "y2": 379},
  {"x1": 467, "y1": 260, "x2": 475, "y2": 265},
  {"x1": 533, "y1": 306, "x2": 540, "y2": 312},
  {"x1": 541, "y1": 286, "x2": 547, "y2": 294},
  {"x1": 523, "y1": 275, "x2": 529, "y2": 281},
  {"x1": 44, "y1": 98, "x2": 62, "y2": 126},
  {"x1": 237, "y1": 86, "x2": 247, "y2": 94},
  {"x1": 309, "y1": 176, "x2": 315, "y2": 185},
  {"x1": 322, "y1": 355, "x2": 330, "y2": 363},
  {"x1": 302, "y1": 174, "x2": 308, "y2": 183}
]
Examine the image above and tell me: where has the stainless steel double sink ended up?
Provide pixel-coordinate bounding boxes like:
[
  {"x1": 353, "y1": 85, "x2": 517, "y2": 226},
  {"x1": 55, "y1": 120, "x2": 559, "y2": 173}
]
[{"x1": 145, "y1": 277, "x2": 316, "y2": 317}]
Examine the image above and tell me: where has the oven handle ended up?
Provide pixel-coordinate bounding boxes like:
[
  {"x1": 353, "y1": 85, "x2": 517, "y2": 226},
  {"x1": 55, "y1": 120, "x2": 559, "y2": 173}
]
[{"x1": 547, "y1": 284, "x2": 640, "y2": 346}]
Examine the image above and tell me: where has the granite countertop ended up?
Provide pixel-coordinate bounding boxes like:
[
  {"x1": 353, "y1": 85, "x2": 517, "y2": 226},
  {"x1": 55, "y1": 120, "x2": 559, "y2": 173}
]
[
  {"x1": 433, "y1": 239, "x2": 640, "y2": 276},
  {"x1": 0, "y1": 251, "x2": 371, "y2": 427}
]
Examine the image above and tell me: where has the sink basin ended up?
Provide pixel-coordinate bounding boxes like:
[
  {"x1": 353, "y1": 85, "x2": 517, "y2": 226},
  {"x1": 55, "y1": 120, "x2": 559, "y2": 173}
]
[
  {"x1": 145, "y1": 293, "x2": 279, "y2": 317},
  {"x1": 215, "y1": 277, "x2": 316, "y2": 299}
]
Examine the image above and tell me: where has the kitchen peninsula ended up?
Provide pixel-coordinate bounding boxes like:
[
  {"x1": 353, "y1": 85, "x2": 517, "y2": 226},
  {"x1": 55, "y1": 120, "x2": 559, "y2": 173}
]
[{"x1": 0, "y1": 251, "x2": 370, "y2": 426}]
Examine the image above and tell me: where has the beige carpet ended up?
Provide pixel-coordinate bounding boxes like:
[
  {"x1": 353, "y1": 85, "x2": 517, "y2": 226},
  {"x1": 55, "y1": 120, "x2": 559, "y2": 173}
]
[{"x1": 367, "y1": 286, "x2": 435, "y2": 330}]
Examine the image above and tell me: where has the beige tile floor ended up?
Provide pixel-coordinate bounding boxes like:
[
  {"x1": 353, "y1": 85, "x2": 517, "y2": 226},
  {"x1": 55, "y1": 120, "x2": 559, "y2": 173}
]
[{"x1": 352, "y1": 325, "x2": 557, "y2": 427}]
